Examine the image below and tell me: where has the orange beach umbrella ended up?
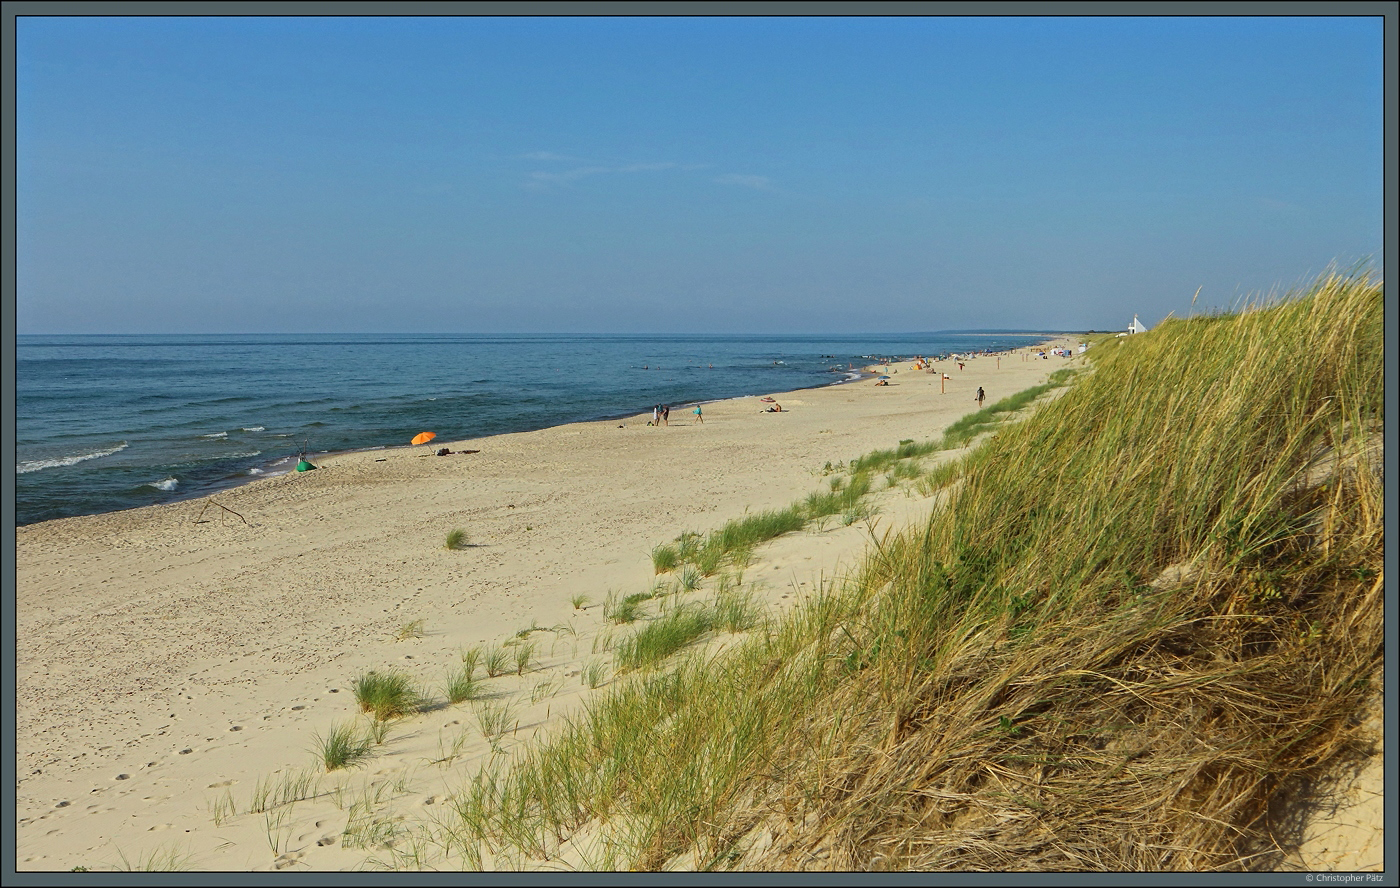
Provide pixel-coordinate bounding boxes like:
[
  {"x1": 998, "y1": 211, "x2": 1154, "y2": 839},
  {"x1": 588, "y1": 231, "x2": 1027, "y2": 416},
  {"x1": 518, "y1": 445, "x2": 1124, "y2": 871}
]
[{"x1": 411, "y1": 431, "x2": 437, "y2": 446}]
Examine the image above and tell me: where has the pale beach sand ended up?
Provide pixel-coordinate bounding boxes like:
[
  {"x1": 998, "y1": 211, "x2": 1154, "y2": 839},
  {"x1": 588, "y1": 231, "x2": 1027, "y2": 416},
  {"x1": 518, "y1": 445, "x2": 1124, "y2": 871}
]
[{"x1": 13, "y1": 337, "x2": 1378, "y2": 872}]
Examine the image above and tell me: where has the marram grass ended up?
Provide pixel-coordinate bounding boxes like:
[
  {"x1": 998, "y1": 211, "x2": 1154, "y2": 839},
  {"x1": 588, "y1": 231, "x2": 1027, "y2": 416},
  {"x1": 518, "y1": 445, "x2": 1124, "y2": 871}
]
[
  {"x1": 342, "y1": 271, "x2": 1383, "y2": 873},
  {"x1": 444, "y1": 664, "x2": 482, "y2": 704},
  {"x1": 353, "y1": 670, "x2": 422, "y2": 721},
  {"x1": 741, "y1": 270, "x2": 1384, "y2": 871},
  {"x1": 314, "y1": 721, "x2": 374, "y2": 772},
  {"x1": 651, "y1": 543, "x2": 681, "y2": 574},
  {"x1": 612, "y1": 603, "x2": 717, "y2": 672}
]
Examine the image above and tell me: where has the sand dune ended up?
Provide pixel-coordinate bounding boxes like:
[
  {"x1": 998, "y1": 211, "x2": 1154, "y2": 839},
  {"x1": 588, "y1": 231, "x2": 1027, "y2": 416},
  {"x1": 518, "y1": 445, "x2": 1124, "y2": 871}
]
[{"x1": 26, "y1": 337, "x2": 1372, "y2": 872}]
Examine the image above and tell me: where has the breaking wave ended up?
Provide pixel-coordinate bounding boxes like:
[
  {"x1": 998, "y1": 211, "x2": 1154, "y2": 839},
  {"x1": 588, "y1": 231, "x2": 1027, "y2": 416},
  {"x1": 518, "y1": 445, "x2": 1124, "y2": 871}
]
[{"x1": 16, "y1": 442, "x2": 129, "y2": 474}]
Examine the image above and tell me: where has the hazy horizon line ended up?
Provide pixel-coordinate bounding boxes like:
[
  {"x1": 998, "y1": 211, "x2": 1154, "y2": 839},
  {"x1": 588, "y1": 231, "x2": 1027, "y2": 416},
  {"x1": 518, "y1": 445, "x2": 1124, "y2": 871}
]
[{"x1": 15, "y1": 328, "x2": 1095, "y2": 338}]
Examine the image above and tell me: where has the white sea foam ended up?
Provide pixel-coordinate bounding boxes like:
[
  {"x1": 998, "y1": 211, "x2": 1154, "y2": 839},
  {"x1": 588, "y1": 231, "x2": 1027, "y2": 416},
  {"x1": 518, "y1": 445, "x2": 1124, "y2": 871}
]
[
  {"x1": 201, "y1": 431, "x2": 228, "y2": 439},
  {"x1": 248, "y1": 467, "x2": 264, "y2": 475},
  {"x1": 242, "y1": 426, "x2": 266, "y2": 432},
  {"x1": 147, "y1": 478, "x2": 179, "y2": 491},
  {"x1": 16, "y1": 442, "x2": 129, "y2": 474}
]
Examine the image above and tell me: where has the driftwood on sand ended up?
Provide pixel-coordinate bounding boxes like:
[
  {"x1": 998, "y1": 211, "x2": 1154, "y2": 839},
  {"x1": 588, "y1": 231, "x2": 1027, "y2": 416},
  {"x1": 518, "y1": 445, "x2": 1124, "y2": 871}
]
[{"x1": 192, "y1": 500, "x2": 250, "y2": 526}]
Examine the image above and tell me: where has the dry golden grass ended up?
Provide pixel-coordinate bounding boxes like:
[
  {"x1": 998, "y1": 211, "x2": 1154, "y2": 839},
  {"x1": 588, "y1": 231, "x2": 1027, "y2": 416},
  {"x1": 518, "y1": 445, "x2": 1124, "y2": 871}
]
[{"x1": 723, "y1": 270, "x2": 1383, "y2": 871}]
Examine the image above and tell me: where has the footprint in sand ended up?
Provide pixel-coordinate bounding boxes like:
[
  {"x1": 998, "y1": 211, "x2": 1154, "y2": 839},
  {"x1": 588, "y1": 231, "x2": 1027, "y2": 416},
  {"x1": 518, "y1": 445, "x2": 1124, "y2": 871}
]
[
  {"x1": 273, "y1": 850, "x2": 304, "y2": 869},
  {"x1": 114, "y1": 774, "x2": 130, "y2": 781}
]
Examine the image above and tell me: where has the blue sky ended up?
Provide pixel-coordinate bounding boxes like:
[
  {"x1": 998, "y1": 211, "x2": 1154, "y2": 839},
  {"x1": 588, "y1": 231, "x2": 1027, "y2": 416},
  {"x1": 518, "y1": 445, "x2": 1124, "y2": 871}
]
[{"x1": 15, "y1": 15, "x2": 1384, "y2": 334}]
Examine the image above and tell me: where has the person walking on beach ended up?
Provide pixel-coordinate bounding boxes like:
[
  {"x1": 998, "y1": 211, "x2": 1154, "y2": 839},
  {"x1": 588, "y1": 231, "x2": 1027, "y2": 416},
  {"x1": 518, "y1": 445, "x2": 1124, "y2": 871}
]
[
  {"x1": 661, "y1": 405, "x2": 670, "y2": 426},
  {"x1": 652, "y1": 405, "x2": 660, "y2": 427},
  {"x1": 694, "y1": 404, "x2": 703, "y2": 423},
  {"x1": 976, "y1": 386, "x2": 985, "y2": 408}
]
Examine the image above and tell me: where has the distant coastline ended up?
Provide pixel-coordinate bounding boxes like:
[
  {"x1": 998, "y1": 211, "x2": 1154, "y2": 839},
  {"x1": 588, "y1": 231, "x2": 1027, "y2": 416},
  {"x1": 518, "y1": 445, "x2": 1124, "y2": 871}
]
[{"x1": 16, "y1": 332, "x2": 1055, "y2": 526}]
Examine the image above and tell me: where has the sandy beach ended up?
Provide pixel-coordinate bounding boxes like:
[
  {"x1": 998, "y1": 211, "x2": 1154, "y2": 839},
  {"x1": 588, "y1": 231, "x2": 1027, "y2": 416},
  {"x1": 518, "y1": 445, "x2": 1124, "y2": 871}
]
[{"x1": 13, "y1": 337, "x2": 1378, "y2": 872}]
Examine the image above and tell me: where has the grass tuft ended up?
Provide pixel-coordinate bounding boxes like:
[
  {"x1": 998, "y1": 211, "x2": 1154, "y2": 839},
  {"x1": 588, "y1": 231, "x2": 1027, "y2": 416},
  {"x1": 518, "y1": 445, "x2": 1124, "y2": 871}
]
[
  {"x1": 474, "y1": 699, "x2": 518, "y2": 743},
  {"x1": 314, "y1": 721, "x2": 374, "y2": 772},
  {"x1": 445, "y1": 664, "x2": 482, "y2": 704},
  {"x1": 604, "y1": 590, "x2": 650, "y2": 624},
  {"x1": 247, "y1": 766, "x2": 322, "y2": 814},
  {"x1": 651, "y1": 543, "x2": 680, "y2": 574},
  {"x1": 676, "y1": 531, "x2": 703, "y2": 561},
  {"x1": 613, "y1": 603, "x2": 717, "y2": 672},
  {"x1": 582, "y1": 658, "x2": 610, "y2": 689},
  {"x1": 483, "y1": 644, "x2": 511, "y2": 678},
  {"x1": 353, "y1": 670, "x2": 422, "y2": 721},
  {"x1": 679, "y1": 566, "x2": 703, "y2": 593},
  {"x1": 695, "y1": 544, "x2": 726, "y2": 577},
  {"x1": 513, "y1": 641, "x2": 537, "y2": 676},
  {"x1": 113, "y1": 842, "x2": 194, "y2": 872}
]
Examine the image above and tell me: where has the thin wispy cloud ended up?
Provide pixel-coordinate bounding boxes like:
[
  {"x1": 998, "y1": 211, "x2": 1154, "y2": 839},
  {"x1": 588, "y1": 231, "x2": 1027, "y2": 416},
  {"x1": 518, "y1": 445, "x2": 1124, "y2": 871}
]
[
  {"x1": 714, "y1": 173, "x2": 775, "y2": 192},
  {"x1": 530, "y1": 166, "x2": 611, "y2": 185},
  {"x1": 522, "y1": 159, "x2": 703, "y2": 191},
  {"x1": 521, "y1": 151, "x2": 579, "y2": 162}
]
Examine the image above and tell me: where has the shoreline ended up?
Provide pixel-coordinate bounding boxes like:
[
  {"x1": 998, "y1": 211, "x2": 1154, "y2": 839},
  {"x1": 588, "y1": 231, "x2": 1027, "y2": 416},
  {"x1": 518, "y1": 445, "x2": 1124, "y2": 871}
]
[
  {"x1": 16, "y1": 338, "x2": 1073, "y2": 871},
  {"x1": 15, "y1": 347, "x2": 1020, "y2": 530}
]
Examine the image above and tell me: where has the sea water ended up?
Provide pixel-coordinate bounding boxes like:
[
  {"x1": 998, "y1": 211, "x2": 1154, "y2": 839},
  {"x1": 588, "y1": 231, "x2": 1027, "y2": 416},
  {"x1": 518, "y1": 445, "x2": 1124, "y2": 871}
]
[{"x1": 15, "y1": 332, "x2": 1046, "y2": 526}]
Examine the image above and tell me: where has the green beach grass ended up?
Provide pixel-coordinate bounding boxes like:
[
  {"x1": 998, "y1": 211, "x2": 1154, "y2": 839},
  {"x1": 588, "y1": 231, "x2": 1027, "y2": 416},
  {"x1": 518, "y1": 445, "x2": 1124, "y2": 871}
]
[
  {"x1": 353, "y1": 670, "x2": 423, "y2": 722},
  {"x1": 313, "y1": 721, "x2": 374, "y2": 772}
]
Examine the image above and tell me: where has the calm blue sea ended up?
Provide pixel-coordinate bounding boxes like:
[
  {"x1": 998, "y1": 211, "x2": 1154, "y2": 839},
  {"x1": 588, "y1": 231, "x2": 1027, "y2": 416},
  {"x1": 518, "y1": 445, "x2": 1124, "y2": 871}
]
[{"x1": 15, "y1": 333, "x2": 1046, "y2": 526}]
